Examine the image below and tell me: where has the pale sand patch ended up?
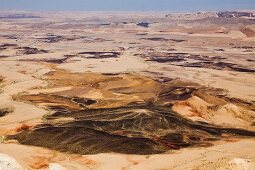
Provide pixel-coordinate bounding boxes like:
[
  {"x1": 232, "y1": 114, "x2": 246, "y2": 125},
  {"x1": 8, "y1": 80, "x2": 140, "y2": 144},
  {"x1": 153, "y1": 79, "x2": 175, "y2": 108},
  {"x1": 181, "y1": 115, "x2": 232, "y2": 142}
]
[
  {"x1": 58, "y1": 51, "x2": 149, "y2": 73},
  {"x1": 0, "y1": 61, "x2": 50, "y2": 135},
  {"x1": 27, "y1": 86, "x2": 73, "y2": 95},
  {"x1": 0, "y1": 143, "x2": 92, "y2": 170},
  {"x1": 0, "y1": 139, "x2": 255, "y2": 170}
]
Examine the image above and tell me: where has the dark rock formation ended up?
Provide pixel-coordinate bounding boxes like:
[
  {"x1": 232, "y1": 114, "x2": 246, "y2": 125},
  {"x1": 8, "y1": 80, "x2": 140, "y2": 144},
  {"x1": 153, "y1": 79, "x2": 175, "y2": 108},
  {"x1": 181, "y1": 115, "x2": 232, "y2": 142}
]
[{"x1": 137, "y1": 22, "x2": 150, "y2": 28}]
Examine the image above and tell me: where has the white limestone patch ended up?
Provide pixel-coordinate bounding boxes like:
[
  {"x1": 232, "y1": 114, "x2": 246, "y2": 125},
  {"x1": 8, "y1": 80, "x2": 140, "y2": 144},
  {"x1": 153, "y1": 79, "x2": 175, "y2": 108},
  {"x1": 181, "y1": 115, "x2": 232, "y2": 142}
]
[
  {"x1": 0, "y1": 153, "x2": 23, "y2": 170},
  {"x1": 49, "y1": 163, "x2": 66, "y2": 170}
]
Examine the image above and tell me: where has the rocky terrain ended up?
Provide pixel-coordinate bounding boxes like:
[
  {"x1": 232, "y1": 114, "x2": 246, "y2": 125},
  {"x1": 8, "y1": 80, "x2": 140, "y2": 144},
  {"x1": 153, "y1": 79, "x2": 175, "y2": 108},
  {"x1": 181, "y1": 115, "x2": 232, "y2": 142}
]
[
  {"x1": 0, "y1": 11, "x2": 255, "y2": 170},
  {"x1": 217, "y1": 11, "x2": 255, "y2": 18}
]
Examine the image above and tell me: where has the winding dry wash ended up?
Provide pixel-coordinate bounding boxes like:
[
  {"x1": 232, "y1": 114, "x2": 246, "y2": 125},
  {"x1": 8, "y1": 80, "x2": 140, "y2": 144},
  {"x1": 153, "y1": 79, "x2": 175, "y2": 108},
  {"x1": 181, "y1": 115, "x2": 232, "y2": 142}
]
[{"x1": 0, "y1": 10, "x2": 255, "y2": 169}]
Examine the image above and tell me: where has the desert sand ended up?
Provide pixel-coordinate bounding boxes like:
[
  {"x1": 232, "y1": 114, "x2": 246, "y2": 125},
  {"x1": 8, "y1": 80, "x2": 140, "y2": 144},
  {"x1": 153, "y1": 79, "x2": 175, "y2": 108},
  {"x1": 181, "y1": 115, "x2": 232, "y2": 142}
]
[{"x1": 0, "y1": 11, "x2": 255, "y2": 169}]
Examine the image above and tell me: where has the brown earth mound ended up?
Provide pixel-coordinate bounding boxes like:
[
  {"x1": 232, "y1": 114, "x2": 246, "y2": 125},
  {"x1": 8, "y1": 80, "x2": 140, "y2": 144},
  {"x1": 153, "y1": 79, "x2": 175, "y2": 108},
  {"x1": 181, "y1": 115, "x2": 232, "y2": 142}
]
[{"x1": 9, "y1": 70, "x2": 255, "y2": 155}]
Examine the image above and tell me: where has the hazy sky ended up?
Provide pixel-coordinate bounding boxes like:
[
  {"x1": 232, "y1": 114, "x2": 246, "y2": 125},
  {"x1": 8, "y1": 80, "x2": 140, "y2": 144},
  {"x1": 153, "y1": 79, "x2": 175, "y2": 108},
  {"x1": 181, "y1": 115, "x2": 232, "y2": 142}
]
[{"x1": 0, "y1": 0, "x2": 255, "y2": 11}]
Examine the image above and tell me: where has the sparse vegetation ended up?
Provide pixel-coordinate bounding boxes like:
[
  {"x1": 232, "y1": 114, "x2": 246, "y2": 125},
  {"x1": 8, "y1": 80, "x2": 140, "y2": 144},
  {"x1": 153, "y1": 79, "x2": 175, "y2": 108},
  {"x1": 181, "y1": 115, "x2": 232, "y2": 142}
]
[{"x1": 0, "y1": 107, "x2": 14, "y2": 117}]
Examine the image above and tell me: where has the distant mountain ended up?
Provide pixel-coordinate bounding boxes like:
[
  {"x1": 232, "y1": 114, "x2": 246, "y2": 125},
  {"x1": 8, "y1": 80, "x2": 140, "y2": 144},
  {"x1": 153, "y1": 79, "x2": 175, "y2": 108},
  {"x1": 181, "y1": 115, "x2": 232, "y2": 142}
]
[
  {"x1": 165, "y1": 11, "x2": 255, "y2": 21},
  {"x1": 0, "y1": 13, "x2": 41, "y2": 19},
  {"x1": 217, "y1": 11, "x2": 255, "y2": 18},
  {"x1": 165, "y1": 12, "x2": 217, "y2": 20}
]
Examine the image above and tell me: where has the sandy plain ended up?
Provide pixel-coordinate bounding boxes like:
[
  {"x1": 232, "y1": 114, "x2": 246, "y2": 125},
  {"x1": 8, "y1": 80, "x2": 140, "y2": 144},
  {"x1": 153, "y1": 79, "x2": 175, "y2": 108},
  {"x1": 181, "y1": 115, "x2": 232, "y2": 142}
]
[{"x1": 0, "y1": 11, "x2": 255, "y2": 169}]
